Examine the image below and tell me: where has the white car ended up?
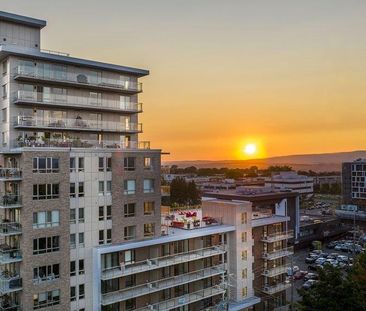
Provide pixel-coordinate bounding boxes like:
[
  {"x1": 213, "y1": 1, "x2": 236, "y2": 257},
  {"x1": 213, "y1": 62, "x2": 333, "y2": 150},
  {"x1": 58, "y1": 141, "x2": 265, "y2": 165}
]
[
  {"x1": 315, "y1": 257, "x2": 326, "y2": 265},
  {"x1": 337, "y1": 255, "x2": 349, "y2": 263}
]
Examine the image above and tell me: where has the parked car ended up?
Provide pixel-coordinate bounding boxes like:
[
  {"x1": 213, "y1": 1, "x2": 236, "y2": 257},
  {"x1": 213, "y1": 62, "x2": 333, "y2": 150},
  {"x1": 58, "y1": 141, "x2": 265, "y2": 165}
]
[
  {"x1": 327, "y1": 241, "x2": 338, "y2": 249},
  {"x1": 324, "y1": 259, "x2": 338, "y2": 267},
  {"x1": 305, "y1": 257, "x2": 317, "y2": 264},
  {"x1": 336, "y1": 255, "x2": 349, "y2": 263},
  {"x1": 303, "y1": 279, "x2": 318, "y2": 289},
  {"x1": 327, "y1": 253, "x2": 339, "y2": 260},
  {"x1": 304, "y1": 272, "x2": 318, "y2": 281},
  {"x1": 315, "y1": 257, "x2": 326, "y2": 265},
  {"x1": 334, "y1": 244, "x2": 343, "y2": 251}
]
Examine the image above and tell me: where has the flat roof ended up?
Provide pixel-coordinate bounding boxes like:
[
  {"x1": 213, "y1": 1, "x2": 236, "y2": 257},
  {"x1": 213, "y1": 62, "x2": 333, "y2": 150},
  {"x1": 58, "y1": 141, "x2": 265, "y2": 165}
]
[
  {"x1": 0, "y1": 11, "x2": 46, "y2": 29},
  {"x1": 252, "y1": 215, "x2": 290, "y2": 227},
  {"x1": 95, "y1": 224, "x2": 236, "y2": 255},
  {"x1": 203, "y1": 190, "x2": 299, "y2": 202},
  {"x1": 0, "y1": 44, "x2": 149, "y2": 77}
]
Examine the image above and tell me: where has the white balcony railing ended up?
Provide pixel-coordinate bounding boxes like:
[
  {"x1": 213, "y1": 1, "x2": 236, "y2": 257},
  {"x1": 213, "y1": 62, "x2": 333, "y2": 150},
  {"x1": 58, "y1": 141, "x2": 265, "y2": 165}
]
[
  {"x1": 262, "y1": 247, "x2": 294, "y2": 260},
  {"x1": 0, "y1": 169, "x2": 22, "y2": 180},
  {"x1": 102, "y1": 264, "x2": 226, "y2": 305},
  {"x1": 262, "y1": 282, "x2": 291, "y2": 295},
  {"x1": 262, "y1": 264, "x2": 290, "y2": 277},
  {"x1": 14, "y1": 66, "x2": 143, "y2": 92},
  {"x1": 261, "y1": 230, "x2": 294, "y2": 243},
  {"x1": 13, "y1": 90, "x2": 143, "y2": 113},
  {"x1": 14, "y1": 116, "x2": 142, "y2": 133},
  {"x1": 102, "y1": 245, "x2": 226, "y2": 280},
  {"x1": 0, "y1": 223, "x2": 22, "y2": 236},
  {"x1": 0, "y1": 274, "x2": 22, "y2": 294},
  {"x1": 0, "y1": 249, "x2": 22, "y2": 265}
]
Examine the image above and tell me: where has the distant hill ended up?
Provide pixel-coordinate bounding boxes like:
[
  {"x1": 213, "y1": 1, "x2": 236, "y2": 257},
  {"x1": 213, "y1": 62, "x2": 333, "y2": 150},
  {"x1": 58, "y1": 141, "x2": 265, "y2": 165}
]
[{"x1": 164, "y1": 150, "x2": 366, "y2": 172}]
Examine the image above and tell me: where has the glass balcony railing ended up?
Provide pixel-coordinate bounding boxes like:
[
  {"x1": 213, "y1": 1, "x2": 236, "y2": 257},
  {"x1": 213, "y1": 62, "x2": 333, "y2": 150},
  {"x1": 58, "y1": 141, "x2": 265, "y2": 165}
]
[
  {"x1": 0, "y1": 274, "x2": 22, "y2": 294},
  {"x1": 132, "y1": 284, "x2": 226, "y2": 311},
  {"x1": 0, "y1": 195, "x2": 22, "y2": 209},
  {"x1": 262, "y1": 282, "x2": 291, "y2": 295},
  {"x1": 0, "y1": 302, "x2": 21, "y2": 311},
  {"x1": 262, "y1": 264, "x2": 290, "y2": 277},
  {"x1": 0, "y1": 249, "x2": 22, "y2": 265},
  {"x1": 102, "y1": 245, "x2": 226, "y2": 280},
  {"x1": 13, "y1": 90, "x2": 143, "y2": 113},
  {"x1": 261, "y1": 230, "x2": 294, "y2": 243},
  {"x1": 262, "y1": 247, "x2": 294, "y2": 260},
  {"x1": 0, "y1": 169, "x2": 22, "y2": 180},
  {"x1": 102, "y1": 264, "x2": 226, "y2": 305},
  {"x1": 0, "y1": 223, "x2": 22, "y2": 236},
  {"x1": 14, "y1": 116, "x2": 142, "y2": 133},
  {"x1": 14, "y1": 66, "x2": 143, "y2": 93},
  {"x1": 14, "y1": 138, "x2": 150, "y2": 150}
]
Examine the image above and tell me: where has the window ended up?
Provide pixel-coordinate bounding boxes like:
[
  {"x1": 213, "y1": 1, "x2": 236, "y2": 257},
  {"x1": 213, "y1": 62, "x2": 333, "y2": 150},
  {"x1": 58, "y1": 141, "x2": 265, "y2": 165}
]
[
  {"x1": 2, "y1": 60, "x2": 7, "y2": 76},
  {"x1": 144, "y1": 223, "x2": 155, "y2": 237},
  {"x1": 106, "y1": 181, "x2": 112, "y2": 194},
  {"x1": 33, "y1": 264, "x2": 60, "y2": 283},
  {"x1": 99, "y1": 230, "x2": 104, "y2": 245},
  {"x1": 98, "y1": 181, "x2": 104, "y2": 195},
  {"x1": 124, "y1": 203, "x2": 135, "y2": 217},
  {"x1": 98, "y1": 206, "x2": 104, "y2": 221},
  {"x1": 241, "y1": 250, "x2": 247, "y2": 260},
  {"x1": 71, "y1": 286, "x2": 76, "y2": 301},
  {"x1": 242, "y1": 287, "x2": 248, "y2": 297},
  {"x1": 79, "y1": 232, "x2": 84, "y2": 247},
  {"x1": 70, "y1": 209, "x2": 76, "y2": 224},
  {"x1": 33, "y1": 236, "x2": 60, "y2": 255},
  {"x1": 78, "y1": 157, "x2": 84, "y2": 172},
  {"x1": 106, "y1": 229, "x2": 112, "y2": 244},
  {"x1": 2, "y1": 108, "x2": 7, "y2": 123},
  {"x1": 79, "y1": 284, "x2": 85, "y2": 300},
  {"x1": 70, "y1": 183, "x2": 76, "y2": 198},
  {"x1": 143, "y1": 179, "x2": 154, "y2": 193},
  {"x1": 70, "y1": 157, "x2": 76, "y2": 172},
  {"x1": 242, "y1": 268, "x2": 247, "y2": 279},
  {"x1": 98, "y1": 157, "x2": 104, "y2": 172},
  {"x1": 107, "y1": 157, "x2": 112, "y2": 171},
  {"x1": 241, "y1": 213, "x2": 247, "y2": 224},
  {"x1": 78, "y1": 208, "x2": 84, "y2": 223},
  {"x1": 78, "y1": 182, "x2": 84, "y2": 197},
  {"x1": 106, "y1": 205, "x2": 112, "y2": 220},
  {"x1": 70, "y1": 261, "x2": 76, "y2": 276},
  {"x1": 33, "y1": 211, "x2": 60, "y2": 229},
  {"x1": 33, "y1": 157, "x2": 59, "y2": 173},
  {"x1": 124, "y1": 157, "x2": 135, "y2": 171},
  {"x1": 2, "y1": 131, "x2": 7, "y2": 146},
  {"x1": 2, "y1": 84, "x2": 7, "y2": 99},
  {"x1": 70, "y1": 234, "x2": 76, "y2": 249},
  {"x1": 79, "y1": 259, "x2": 85, "y2": 275},
  {"x1": 124, "y1": 180, "x2": 136, "y2": 195},
  {"x1": 144, "y1": 157, "x2": 152, "y2": 169},
  {"x1": 33, "y1": 289, "x2": 60, "y2": 309},
  {"x1": 99, "y1": 229, "x2": 111, "y2": 245},
  {"x1": 33, "y1": 184, "x2": 59, "y2": 200},
  {"x1": 144, "y1": 201, "x2": 155, "y2": 215},
  {"x1": 124, "y1": 226, "x2": 136, "y2": 241},
  {"x1": 241, "y1": 232, "x2": 247, "y2": 242},
  {"x1": 124, "y1": 250, "x2": 135, "y2": 264},
  {"x1": 125, "y1": 274, "x2": 136, "y2": 288}
]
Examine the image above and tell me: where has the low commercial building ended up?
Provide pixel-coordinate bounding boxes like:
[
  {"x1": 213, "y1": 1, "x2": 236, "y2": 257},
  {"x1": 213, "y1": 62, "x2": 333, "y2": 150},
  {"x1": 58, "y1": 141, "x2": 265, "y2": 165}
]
[{"x1": 265, "y1": 172, "x2": 314, "y2": 196}]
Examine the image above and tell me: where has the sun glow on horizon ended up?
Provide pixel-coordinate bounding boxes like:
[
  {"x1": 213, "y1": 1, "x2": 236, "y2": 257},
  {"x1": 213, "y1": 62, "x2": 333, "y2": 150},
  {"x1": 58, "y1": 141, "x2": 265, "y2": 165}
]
[{"x1": 244, "y1": 143, "x2": 257, "y2": 155}]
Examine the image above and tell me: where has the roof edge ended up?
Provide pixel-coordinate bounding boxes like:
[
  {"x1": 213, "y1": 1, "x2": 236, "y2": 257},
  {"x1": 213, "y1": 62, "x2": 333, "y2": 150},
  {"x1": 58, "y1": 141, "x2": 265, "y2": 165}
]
[{"x1": 0, "y1": 11, "x2": 46, "y2": 29}]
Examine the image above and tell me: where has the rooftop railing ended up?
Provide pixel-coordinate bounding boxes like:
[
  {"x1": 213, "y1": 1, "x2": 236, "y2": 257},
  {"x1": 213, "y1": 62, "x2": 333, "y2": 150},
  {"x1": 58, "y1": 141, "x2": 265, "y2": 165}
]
[
  {"x1": 14, "y1": 66, "x2": 143, "y2": 93},
  {"x1": 13, "y1": 90, "x2": 143, "y2": 113},
  {"x1": 14, "y1": 116, "x2": 142, "y2": 133}
]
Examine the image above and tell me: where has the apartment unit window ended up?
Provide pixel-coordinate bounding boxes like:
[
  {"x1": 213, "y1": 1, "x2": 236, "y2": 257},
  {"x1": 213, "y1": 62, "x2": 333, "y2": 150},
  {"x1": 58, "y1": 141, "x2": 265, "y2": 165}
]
[
  {"x1": 125, "y1": 298, "x2": 136, "y2": 311},
  {"x1": 70, "y1": 183, "x2": 76, "y2": 198},
  {"x1": 1, "y1": 132, "x2": 7, "y2": 146},
  {"x1": 33, "y1": 264, "x2": 60, "y2": 283},
  {"x1": 106, "y1": 205, "x2": 112, "y2": 220},
  {"x1": 124, "y1": 157, "x2": 135, "y2": 171},
  {"x1": 33, "y1": 236, "x2": 60, "y2": 255},
  {"x1": 70, "y1": 234, "x2": 76, "y2": 249},
  {"x1": 144, "y1": 223, "x2": 155, "y2": 237},
  {"x1": 70, "y1": 157, "x2": 76, "y2": 172},
  {"x1": 98, "y1": 157, "x2": 104, "y2": 172},
  {"x1": 33, "y1": 289, "x2": 60, "y2": 309},
  {"x1": 79, "y1": 232, "x2": 85, "y2": 247},
  {"x1": 124, "y1": 226, "x2": 136, "y2": 241},
  {"x1": 98, "y1": 181, "x2": 104, "y2": 195},
  {"x1": 70, "y1": 261, "x2": 76, "y2": 276},
  {"x1": 106, "y1": 229, "x2": 112, "y2": 244},
  {"x1": 242, "y1": 268, "x2": 247, "y2": 279},
  {"x1": 79, "y1": 259, "x2": 85, "y2": 275},
  {"x1": 98, "y1": 206, "x2": 104, "y2": 221},
  {"x1": 79, "y1": 284, "x2": 85, "y2": 300},
  {"x1": 241, "y1": 232, "x2": 247, "y2": 242},
  {"x1": 33, "y1": 211, "x2": 60, "y2": 229},
  {"x1": 33, "y1": 184, "x2": 59, "y2": 200},
  {"x1": 124, "y1": 180, "x2": 136, "y2": 195},
  {"x1": 2, "y1": 84, "x2": 7, "y2": 99},
  {"x1": 241, "y1": 212, "x2": 247, "y2": 224},
  {"x1": 124, "y1": 250, "x2": 135, "y2": 264},
  {"x1": 124, "y1": 203, "x2": 135, "y2": 217},
  {"x1": 144, "y1": 201, "x2": 155, "y2": 215},
  {"x1": 242, "y1": 287, "x2": 248, "y2": 297},
  {"x1": 241, "y1": 250, "x2": 247, "y2": 260},
  {"x1": 99, "y1": 229, "x2": 112, "y2": 245},
  {"x1": 99, "y1": 205, "x2": 112, "y2": 220},
  {"x1": 33, "y1": 157, "x2": 59, "y2": 173},
  {"x1": 99, "y1": 230, "x2": 104, "y2": 245},
  {"x1": 79, "y1": 208, "x2": 85, "y2": 223},
  {"x1": 70, "y1": 286, "x2": 76, "y2": 301},
  {"x1": 107, "y1": 157, "x2": 112, "y2": 171},
  {"x1": 106, "y1": 181, "x2": 112, "y2": 194},
  {"x1": 143, "y1": 179, "x2": 154, "y2": 193},
  {"x1": 78, "y1": 182, "x2": 85, "y2": 197},
  {"x1": 144, "y1": 157, "x2": 152, "y2": 169},
  {"x1": 2, "y1": 108, "x2": 7, "y2": 123},
  {"x1": 125, "y1": 275, "x2": 136, "y2": 288},
  {"x1": 70, "y1": 209, "x2": 76, "y2": 224},
  {"x1": 78, "y1": 157, "x2": 84, "y2": 172}
]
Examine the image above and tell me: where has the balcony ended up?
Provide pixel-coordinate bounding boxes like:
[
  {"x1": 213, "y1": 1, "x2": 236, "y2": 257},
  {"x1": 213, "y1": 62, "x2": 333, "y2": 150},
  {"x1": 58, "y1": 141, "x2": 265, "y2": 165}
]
[
  {"x1": 14, "y1": 66, "x2": 143, "y2": 94},
  {"x1": 0, "y1": 195, "x2": 22, "y2": 209},
  {"x1": 0, "y1": 223, "x2": 22, "y2": 237},
  {"x1": 13, "y1": 90, "x2": 143, "y2": 114},
  {"x1": 0, "y1": 274, "x2": 22, "y2": 294},
  {"x1": 262, "y1": 247, "x2": 294, "y2": 260},
  {"x1": 0, "y1": 169, "x2": 22, "y2": 181},
  {"x1": 102, "y1": 245, "x2": 226, "y2": 280},
  {"x1": 262, "y1": 282, "x2": 291, "y2": 295},
  {"x1": 14, "y1": 116, "x2": 142, "y2": 134},
  {"x1": 262, "y1": 264, "x2": 290, "y2": 277},
  {"x1": 261, "y1": 230, "x2": 294, "y2": 243},
  {"x1": 0, "y1": 248, "x2": 22, "y2": 265},
  {"x1": 0, "y1": 302, "x2": 21, "y2": 311},
  {"x1": 133, "y1": 284, "x2": 226, "y2": 311},
  {"x1": 102, "y1": 264, "x2": 226, "y2": 305},
  {"x1": 274, "y1": 305, "x2": 290, "y2": 311}
]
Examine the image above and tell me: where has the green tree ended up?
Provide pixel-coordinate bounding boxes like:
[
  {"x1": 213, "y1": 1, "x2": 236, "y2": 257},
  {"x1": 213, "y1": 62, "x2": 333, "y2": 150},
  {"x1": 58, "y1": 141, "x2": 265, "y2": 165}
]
[
  {"x1": 170, "y1": 177, "x2": 187, "y2": 205},
  {"x1": 187, "y1": 181, "x2": 201, "y2": 206}
]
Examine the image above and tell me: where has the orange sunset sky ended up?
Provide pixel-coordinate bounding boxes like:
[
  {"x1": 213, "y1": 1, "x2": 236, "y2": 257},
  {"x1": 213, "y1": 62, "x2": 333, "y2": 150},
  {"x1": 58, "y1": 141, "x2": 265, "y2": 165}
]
[{"x1": 3, "y1": 0, "x2": 366, "y2": 161}]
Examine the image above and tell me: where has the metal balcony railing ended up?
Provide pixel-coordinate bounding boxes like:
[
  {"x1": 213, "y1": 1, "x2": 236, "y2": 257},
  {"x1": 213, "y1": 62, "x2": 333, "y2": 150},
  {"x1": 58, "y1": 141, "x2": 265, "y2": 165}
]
[
  {"x1": 262, "y1": 282, "x2": 291, "y2": 295},
  {"x1": 14, "y1": 116, "x2": 142, "y2": 133},
  {"x1": 0, "y1": 195, "x2": 22, "y2": 208},
  {"x1": 0, "y1": 223, "x2": 22, "y2": 236},
  {"x1": 14, "y1": 66, "x2": 143, "y2": 93},
  {"x1": 262, "y1": 247, "x2": 294, "y2": 260},
  {"x1": 102, "y1": 245, "x2": 226, "y2": 280},
  {"x1": 102, "y1": 264, "x2": 226, "y2": 305},
  {"x1": 0, "y1": 302, "x2": 21, "y2": 311},
  {"x1": 262, "y1": 264, "x2": 290, "y2": 277},
  {"x1": 13, "y1": 90, "x2": 143, "y2": 113},
  {"x1": 261, "y1": 230, "x2": 294, "y2": 243},
  {"x1": 0, "y1": 169, "x2": 22, "y2": 180},
  {"x1": 0, "y1": 249, "x2": 22, "y2": 265}
]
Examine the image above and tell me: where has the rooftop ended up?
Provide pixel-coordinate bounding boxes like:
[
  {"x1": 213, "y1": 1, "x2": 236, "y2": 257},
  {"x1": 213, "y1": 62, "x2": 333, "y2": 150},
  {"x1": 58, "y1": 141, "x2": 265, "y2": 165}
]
[{"x1": 0, "y1": 11, "x2": 46, "y2": 28}]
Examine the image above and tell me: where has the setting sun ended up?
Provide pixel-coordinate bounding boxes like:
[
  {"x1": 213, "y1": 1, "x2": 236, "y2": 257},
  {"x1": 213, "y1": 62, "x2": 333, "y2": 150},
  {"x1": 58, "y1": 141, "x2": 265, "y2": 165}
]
[{"x1": 244, "y1": 143, "x2": 257, "y2": 155}]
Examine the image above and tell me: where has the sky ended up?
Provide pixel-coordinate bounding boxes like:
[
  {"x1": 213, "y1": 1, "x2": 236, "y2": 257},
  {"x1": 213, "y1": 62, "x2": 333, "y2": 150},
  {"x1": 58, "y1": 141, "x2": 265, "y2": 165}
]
[{"x1": 2, "y1": 0, "x2": 366, "y2": 161}]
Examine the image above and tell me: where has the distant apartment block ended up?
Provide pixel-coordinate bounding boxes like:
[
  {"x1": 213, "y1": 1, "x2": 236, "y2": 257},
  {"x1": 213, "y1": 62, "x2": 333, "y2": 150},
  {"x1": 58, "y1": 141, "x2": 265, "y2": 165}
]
[{"x1": 265, "y1": 171, "x2": 313, "y2": 196}]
